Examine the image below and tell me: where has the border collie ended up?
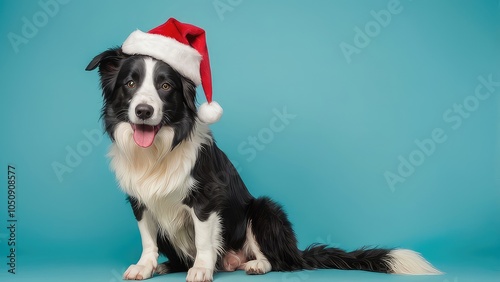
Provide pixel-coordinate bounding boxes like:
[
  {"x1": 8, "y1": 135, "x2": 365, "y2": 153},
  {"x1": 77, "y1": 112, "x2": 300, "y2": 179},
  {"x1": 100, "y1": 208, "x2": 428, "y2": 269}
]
[{"x1": 86, "y1": 28, "x2": 441, "y2": 282}]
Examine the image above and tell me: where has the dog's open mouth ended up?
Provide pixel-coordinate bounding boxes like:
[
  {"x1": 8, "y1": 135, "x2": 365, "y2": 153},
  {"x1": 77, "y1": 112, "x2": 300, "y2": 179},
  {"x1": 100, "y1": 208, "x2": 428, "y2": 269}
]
[{"x1": 131, "y1": 123, "x2": 161, "y2": 148}]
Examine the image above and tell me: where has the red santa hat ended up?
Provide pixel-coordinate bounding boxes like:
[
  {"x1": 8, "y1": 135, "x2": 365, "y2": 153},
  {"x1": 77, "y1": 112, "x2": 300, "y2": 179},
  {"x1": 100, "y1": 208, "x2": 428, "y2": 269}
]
[{"x1": 121, "y1": 18, "x2": 222, "y2": 124}]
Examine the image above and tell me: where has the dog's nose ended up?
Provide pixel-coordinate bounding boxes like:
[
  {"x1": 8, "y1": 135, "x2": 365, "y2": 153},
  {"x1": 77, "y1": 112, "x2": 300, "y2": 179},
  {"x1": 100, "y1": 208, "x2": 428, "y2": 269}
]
[{"x1": 135, "y1": 104, "x2": 154, "y2": 120}]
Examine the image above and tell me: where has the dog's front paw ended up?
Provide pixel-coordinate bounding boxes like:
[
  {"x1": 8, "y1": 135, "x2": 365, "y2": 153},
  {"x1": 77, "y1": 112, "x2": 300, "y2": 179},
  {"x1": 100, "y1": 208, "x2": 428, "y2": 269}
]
[
  {"x1": 123, "y1": 264, "x2": 155, "y2": 280},
  {"x1": 186, "y1": 267, "x2": 213, "y2": 282}
]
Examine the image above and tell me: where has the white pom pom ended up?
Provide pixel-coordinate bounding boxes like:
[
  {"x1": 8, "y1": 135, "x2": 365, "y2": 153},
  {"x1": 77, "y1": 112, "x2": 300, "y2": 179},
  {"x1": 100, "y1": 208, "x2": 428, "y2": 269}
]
[{"x1": 198, "y1": 101, "x2": 223, "y2": 124}]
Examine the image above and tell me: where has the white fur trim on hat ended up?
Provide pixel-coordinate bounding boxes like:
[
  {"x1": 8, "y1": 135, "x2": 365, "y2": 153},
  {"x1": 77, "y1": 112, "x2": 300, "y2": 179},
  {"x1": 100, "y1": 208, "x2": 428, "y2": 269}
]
[
  {"x1": 122, "y1": 30, "x2": 202, "y2": 85},
  {"x1": 198, "y1": 101, "x2": 223, "y2": 124}
]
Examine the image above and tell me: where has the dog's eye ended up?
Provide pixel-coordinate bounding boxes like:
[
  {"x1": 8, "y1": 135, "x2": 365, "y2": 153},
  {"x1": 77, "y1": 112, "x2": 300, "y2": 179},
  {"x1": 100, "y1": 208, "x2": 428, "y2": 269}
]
[
  {"x1": 126, "y1": 80, "x2": 136, "y2": 88},
  {"x1": 161, "y1": 83, "x2": 171, "y2": 90}
]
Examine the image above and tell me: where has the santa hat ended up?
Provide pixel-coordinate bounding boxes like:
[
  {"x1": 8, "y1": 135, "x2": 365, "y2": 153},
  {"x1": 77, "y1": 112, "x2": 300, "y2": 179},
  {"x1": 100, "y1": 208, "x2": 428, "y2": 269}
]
[{"x1": 121, "y1": 18, "x2": 222, "y2": 124}]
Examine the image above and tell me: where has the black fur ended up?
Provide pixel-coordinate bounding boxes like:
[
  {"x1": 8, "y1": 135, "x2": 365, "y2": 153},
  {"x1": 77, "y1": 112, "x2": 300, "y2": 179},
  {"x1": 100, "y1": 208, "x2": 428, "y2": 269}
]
[
  {"x1": 127, "y1": 196, "x2": 145, "y2": 222},
  {"x1": 87, "y1": 49, "x2": 400, "y2": 277},
  {"x1": 302, "y1": 245, "x2": 391, "y2": 272},
  {"x1": 185, "y1": 142, "x2": 253, "y2": 250},
  {"x1": 247, "y1": 197, "x2": 306, "y2": 271}
]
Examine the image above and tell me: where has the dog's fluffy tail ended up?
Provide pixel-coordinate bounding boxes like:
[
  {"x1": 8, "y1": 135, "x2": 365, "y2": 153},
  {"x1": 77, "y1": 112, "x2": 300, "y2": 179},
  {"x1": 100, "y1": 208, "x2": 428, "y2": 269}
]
[{"x1": 302, "y1": 245, "x2": 442, "y2": 275}]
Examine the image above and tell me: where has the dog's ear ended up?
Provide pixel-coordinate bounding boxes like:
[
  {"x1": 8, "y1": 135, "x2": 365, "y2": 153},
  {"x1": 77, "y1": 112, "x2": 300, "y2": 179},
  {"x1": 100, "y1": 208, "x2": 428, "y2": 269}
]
[
  {"x1": 171, "y1": 76, "x2": 198, "y2": 150},
  {"x1": 181, "y1": 76, "x2": 197, "y2": 114},
  {"x1": 86, "y1": 47, "x2": 126, "y2": 95},
  {"x1": 85, "y1": 47, "x2": 123, "y2": 71}
]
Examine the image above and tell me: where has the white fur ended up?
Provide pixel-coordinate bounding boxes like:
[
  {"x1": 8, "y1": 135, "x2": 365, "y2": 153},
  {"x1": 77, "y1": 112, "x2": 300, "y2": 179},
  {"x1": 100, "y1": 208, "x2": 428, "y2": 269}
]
[
  {"x1": 122, "y1": 30, "x2": 202, "y2": 85},
  {"x1": 109, "y1": 121, "x2": 212, "y2": 262},
  {"x1": 128, "y1": 58, "x2": 163, "y2": 126},
  {"x1": 384, "y1": 249, "x2": 442, "y2": 275},
  {"x1": 242, "y1": 222, "x2": 272, "y2": 274},
  {"x1": 123, "y1": 211, "x2": 158, "y2": 280},
  {"x1": 187, "y1": 211, "x2": 223, "y2": 282}
]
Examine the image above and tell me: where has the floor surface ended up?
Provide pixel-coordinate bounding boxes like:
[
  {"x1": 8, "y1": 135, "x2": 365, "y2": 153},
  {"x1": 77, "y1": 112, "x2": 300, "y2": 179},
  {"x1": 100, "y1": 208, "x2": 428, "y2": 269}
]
[{"x1": 4, "y1": 257, "x2": 499, "y2": 282}]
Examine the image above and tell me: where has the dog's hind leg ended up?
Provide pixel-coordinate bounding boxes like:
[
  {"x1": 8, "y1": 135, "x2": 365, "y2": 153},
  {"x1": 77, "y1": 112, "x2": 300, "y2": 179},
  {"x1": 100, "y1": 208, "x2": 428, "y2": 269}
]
[{"x1": 243, "y1": 197, "x2": 306, "y2": 275}]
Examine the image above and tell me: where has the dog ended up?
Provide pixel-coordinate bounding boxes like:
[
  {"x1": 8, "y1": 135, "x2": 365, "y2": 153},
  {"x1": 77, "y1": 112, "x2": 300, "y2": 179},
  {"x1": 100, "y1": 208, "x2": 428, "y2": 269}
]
[{"x1": 86, "y1": 19, "x2": 441, "y2": 282}]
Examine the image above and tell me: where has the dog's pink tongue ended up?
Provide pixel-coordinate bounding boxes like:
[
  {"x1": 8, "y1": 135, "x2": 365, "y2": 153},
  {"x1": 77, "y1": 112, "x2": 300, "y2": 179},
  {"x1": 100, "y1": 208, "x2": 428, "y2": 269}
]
[{"x1": 133, "y1": 124, "x2": 156, "y2": 148}]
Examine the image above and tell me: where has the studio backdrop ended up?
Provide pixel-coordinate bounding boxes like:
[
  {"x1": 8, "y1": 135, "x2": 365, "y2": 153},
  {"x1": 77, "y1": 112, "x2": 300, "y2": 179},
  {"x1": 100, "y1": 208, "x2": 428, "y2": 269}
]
[{"x1": 1, "y1": 0, "x2": 499, "y2": 281}]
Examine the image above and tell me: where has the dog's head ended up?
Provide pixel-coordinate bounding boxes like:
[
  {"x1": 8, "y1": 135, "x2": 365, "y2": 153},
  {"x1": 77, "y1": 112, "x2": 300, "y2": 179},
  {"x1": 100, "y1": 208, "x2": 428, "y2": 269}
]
[{"x1": 86, "y1": 48, "x2": 197, "y2": 149}]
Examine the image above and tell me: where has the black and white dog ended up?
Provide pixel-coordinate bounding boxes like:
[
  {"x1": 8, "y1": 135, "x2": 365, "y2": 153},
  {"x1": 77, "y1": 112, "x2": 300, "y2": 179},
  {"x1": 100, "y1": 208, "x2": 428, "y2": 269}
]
[{"x1": 86, "y1": 41, "x2": 440, "y2": 282}]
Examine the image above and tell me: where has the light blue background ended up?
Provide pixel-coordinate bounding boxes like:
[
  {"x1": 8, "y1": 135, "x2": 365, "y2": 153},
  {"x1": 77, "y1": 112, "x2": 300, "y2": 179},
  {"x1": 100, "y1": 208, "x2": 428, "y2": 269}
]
[{"x1": 1, "y1": 0, "x2": 499, "y2": 281}]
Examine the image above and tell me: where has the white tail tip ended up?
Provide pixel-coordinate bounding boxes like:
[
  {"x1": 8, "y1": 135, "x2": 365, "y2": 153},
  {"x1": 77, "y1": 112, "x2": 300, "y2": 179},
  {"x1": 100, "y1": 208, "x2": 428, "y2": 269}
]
[{"x1": 385, "y1": 249, "x2": 443, "y2": 275}]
